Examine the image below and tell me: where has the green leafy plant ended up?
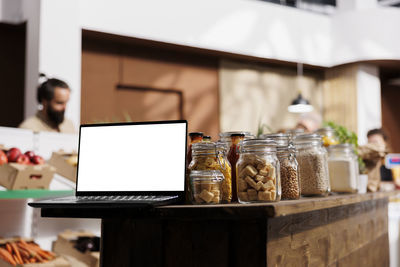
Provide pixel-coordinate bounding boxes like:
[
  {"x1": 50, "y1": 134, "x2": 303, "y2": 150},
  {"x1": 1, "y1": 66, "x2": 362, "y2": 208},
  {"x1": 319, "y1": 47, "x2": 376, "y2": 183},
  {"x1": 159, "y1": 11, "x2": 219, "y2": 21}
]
[{"x1": 323, "y1": 121, "x2": 366, "y2": 174}]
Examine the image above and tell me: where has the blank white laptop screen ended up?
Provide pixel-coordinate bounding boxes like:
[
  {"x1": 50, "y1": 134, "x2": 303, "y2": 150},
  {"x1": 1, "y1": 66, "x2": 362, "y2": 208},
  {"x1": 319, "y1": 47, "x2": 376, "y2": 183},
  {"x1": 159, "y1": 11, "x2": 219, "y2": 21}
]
[{"x1": 76, "y1": 122, "x2": 186, "y2": 192}]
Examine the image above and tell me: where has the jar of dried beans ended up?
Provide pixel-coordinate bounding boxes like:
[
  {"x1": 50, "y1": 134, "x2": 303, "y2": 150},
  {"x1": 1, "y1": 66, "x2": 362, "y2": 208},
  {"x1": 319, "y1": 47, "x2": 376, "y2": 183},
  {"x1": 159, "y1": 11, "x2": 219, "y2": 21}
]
[
  {"x1": 236, "y1": 139, "x2": 281, "y2": 203},
  {"x1": 294, "y1": 134, "x2": 330, "y2": 196},
  {"x1": 261, "y1": 133, "x2": 300, "y2": 200},
  {"x1": 188, "y1": 142, "x2": 232, "y2": 203}
]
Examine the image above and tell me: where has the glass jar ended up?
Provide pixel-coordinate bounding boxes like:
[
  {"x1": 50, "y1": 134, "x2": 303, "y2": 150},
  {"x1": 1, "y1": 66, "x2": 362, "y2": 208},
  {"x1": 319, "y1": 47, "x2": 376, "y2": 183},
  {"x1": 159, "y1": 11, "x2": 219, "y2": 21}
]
[
  {"x1": 190, "y1": 170, "x2": 224, "y2": 204},
  {"x1": 294, "y1": 134, "x2": 330, "y2": 196},
  {"x1": 262, "y1": 133, "x2": 300, "y2": 200},
  {"x1": 187, "y1": 132, "x2": 203, "y2": 165},
  {"x1": 188, "y1": 142, "x2": 232, "y2": 203},
  {"x1": 227, "y1": 133, "x2": 245, "y2": 201},
  {"x1": 315, "y1": 127, "x2": 339, "y2": 147},
  {"x1": 236, "y1": 139, "x2": 281, "y2": 203},
  {"x1": 328, "y1": 144, "x2": 359, "y2": 193}
]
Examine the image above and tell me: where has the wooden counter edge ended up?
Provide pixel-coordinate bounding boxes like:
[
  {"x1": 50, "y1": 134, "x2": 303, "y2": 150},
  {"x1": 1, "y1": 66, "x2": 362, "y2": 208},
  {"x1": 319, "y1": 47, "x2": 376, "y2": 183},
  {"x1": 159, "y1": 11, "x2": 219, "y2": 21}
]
[{"x1": 160, "y1": 190, "x2": 399, "y2": 218}]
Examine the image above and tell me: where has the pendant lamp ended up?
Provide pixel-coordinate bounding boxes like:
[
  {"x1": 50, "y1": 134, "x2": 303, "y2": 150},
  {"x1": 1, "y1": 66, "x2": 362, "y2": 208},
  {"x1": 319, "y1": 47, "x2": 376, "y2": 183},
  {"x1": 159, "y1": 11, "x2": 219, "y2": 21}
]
[{"x1": 288, "y1": 63, "x2": 314, "y2": 113}]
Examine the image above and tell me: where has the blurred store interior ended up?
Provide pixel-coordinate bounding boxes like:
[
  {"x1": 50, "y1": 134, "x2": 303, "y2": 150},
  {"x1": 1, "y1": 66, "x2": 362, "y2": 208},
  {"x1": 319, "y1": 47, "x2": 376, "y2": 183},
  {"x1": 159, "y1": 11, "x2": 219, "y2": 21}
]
[{"x1": 1, "y1": 0, "x2": 400, "y2": 266}]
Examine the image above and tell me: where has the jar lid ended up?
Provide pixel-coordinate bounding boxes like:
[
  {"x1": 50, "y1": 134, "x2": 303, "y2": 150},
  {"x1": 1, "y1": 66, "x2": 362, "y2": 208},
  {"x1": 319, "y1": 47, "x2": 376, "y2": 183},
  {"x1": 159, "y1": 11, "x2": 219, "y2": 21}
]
[
  {"x1": 293, "y1": 133, "x2": 322, "y2": 145},
  {"x1": 260, "y1": 133, "x2": 290, "y2": 146},
  {"x1": 189, "y1": 132, "x2": 203, "y2": 137},
  {"x1": 190, "y1": 170, "x2": 224, "y2": 180},
  {"x1": 327, "y1": 143, "x2": 355, "y2": 152},
  {"x1": 315, "y1": 127, "x2": 335, "y2": 135},
  {"x1": 285, "y1": 128, "x2": 305, "y2": 136},
  {"x1": 219, "y1": 131, "x2": 252, "y2": 138},
  {"x1": 240, "y1": 138, "x2": 277, "y2": 153},
  {"x1": 192, "y1": 142, "x2": 216, "y2": 151}
]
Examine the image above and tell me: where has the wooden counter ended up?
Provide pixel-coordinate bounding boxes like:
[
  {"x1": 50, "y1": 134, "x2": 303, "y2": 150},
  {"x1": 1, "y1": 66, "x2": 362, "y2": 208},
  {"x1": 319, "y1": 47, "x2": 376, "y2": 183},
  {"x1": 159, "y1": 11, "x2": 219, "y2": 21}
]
[{"x1": 40, "y1": 191, "x2": 396, "y2": 267}]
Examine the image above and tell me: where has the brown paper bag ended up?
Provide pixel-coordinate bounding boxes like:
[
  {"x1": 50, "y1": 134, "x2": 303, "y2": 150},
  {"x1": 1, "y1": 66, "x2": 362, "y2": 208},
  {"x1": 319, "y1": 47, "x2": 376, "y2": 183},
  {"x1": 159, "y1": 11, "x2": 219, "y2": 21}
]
[{"x1": 358, "y1": 143, "x2": 386, "y2": 192}]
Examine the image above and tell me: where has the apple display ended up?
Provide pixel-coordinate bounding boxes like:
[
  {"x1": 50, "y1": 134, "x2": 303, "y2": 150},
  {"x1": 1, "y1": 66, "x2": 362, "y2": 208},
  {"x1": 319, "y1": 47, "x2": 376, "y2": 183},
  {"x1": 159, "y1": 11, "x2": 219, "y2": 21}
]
[
  {"x1": 32, "y1": 155, "x2": 45, "y2": 165},
  {"x1": 7, "y1": 147, "x2": 22, "y2": 162},
  {"x1": 16, "y1": 154, "x2": 30, "y2": 165},
  {"x1": 24, "y1": 151, "x2": 35, "y2": 161},
  {"x1": 0, "y1": 150, "x2": 7, "y2": 165}
]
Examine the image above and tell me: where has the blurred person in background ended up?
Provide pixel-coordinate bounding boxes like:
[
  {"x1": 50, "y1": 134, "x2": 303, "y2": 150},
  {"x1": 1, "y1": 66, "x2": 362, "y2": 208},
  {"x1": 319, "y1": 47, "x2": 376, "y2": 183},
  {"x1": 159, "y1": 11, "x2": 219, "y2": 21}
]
[
  {"x1": 367, "y1": 128, "x2": 392, "y2": 181},
  {"x1": 19, "y1": 76, "x2": 75, "y2": 133},
  {"x1": 295, "y1": 112, "x2": 322, "y2": 133}
]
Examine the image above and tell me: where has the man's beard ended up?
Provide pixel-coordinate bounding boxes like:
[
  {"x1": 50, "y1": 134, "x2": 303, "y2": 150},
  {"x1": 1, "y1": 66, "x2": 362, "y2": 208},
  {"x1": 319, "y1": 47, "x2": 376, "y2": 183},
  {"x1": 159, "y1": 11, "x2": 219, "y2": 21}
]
[{"x1": 47, "y1": 107, "x2": 65, "y2": 125}]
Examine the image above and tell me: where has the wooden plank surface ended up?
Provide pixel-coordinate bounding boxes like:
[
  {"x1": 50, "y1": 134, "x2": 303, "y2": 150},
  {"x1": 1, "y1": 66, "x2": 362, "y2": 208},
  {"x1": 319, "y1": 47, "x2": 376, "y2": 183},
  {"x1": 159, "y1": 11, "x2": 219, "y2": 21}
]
[
  {"x1": 161, "y1": 191, "x2": 397, "y2": 218},
  {"x1": 266, "y1": 198, "x2": 389, "y2": 266}
]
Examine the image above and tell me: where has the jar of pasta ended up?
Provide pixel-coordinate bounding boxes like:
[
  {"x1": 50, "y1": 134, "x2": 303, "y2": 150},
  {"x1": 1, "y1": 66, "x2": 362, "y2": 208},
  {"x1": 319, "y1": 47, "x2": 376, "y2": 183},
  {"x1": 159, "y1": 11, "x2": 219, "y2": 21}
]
[
  {"x1": 190, "y1": 170, "x2": 224, "y2": 204},
  {"x1": 188, "y1": 142, "x2": 232, "y2": 203},
  {"x1": 236, "y1": 139, "x2": 281, "y2": 203}
]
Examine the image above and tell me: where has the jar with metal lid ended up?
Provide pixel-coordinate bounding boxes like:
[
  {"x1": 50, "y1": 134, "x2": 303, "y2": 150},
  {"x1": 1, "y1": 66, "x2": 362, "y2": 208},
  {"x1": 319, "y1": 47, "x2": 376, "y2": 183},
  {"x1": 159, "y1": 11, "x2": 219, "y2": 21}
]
[
  {"x1": 187, "y1": 132, "x2": 203, "y2": 165},
  {"x1": 328, "y1": 144, "x2": 359, "y2": 193},
  {"x1": 236, "y1": 139, "x2": 281, "y2": 203},
  {"x1": 315, "y1": 127, "x2": 339, "y2": 147},
  {"x1": 262, "y1": 133, "x2": 300, "y2": 200},
  {"x1": 219, "y1": 131, "x2": 254, "y2": 146},
  {"x1": 190, "y1": 170, "x2": 224, "y2": 204},
  {"x1": 294, "y1": 134, "x2": 330, "y2": 196},
  {"x1": 188, "y1": 142, "x2": 232, "y2": 203}
]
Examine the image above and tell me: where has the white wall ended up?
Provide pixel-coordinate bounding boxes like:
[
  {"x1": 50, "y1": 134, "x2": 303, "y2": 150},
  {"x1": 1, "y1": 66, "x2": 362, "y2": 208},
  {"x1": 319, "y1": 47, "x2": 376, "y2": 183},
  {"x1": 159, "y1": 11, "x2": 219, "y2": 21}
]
[
  {"x1": 38, "y1": 0, "x2": 81, "y2": 129},
  {"x1": 357, "y1": 64, "x2": 381, "y2": 145},
  {"x1": 331, "y1": 7, "x2": 400, "y2": 66},
  {"x1": 78, "y1": 0, "x2": 332, "y2": 67}
]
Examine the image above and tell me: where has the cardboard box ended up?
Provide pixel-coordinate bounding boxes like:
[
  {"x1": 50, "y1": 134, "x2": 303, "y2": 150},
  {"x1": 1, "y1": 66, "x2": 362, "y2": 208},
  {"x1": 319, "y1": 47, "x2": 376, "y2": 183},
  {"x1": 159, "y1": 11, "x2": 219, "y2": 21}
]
[
  {"x1": 0, "y1": 238, "x2": 70, "y2": 267},
  {"x1": 0, "y1": 163, "x2": 55, "y2": 190},
  {"x1": 52, "y1": 231, "x2": 99, "y2": 267},
  {"x1": 47, "y1": 151, "x2": 77, "y2": 183},
  {"x1": 0, "y1": 257, "x2": 70, "y2": 267}
]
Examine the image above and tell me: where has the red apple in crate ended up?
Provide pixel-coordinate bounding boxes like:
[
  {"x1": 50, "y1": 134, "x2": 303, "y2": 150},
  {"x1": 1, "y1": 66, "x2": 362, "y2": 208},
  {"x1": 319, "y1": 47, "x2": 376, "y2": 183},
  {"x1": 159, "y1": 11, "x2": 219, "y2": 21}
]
[
  {"x1": 31, "y1": 155, "x2": 45, "y2": 165},
  {"x1": 7, "y1": 147, "x2": 21, "y2": 162},
  {"x1": 24, "y1": 150, "x2": 35, "y2": 161},
  {"x1": 16, "y1": 154, "x2": 30, "y2": 165},
  {"x1": 0, "y1": 150, "x2": 7, "y2": 165}
]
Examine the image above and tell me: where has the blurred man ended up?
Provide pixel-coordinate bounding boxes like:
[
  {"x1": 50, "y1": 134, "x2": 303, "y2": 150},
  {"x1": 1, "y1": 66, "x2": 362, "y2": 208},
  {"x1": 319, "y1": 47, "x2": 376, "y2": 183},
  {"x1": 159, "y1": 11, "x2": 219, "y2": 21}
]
[
  {"x1": 367, "y1": 128, "x2": 392, "y2": 181},
  {"x1": 295, "y1": 112, "x2": 322, "y2": 133},
  {"x1": 19, "y1": 78, "x2": 75, "y2": 133}
]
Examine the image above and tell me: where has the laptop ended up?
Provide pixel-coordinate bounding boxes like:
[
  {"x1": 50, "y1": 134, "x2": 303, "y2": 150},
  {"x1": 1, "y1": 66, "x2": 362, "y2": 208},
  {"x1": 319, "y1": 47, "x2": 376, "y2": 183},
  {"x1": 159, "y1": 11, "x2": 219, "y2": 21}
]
[{"x1": 29, "y1": 120, "x2": 187, "y2": 208}]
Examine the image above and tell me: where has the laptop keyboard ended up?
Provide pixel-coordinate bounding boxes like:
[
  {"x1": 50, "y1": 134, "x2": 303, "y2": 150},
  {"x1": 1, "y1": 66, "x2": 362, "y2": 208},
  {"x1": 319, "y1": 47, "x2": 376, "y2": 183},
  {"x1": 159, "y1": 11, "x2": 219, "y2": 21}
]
[{"x1": 76, "y1": 195, "x2": 176, "y2": 202}]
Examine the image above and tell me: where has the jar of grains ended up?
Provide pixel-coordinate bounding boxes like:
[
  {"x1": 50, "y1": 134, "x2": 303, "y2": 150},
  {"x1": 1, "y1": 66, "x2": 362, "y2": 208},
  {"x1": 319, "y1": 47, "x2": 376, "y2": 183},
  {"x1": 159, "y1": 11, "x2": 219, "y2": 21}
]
[
  {"x1": 188, "y1": 142, "x2": 232, "y2": 203},
  {"x1": 236, "y1": 139, "x2": 281, "y2": 203},
  {"x1": 190, "y1": 170, "x2": 224, "y2": 204},
  {"x1": 328, "y1": 144, "x2": 359, "y2": 193},
  {"x1": 261, "y1": 133, "x2": 300, "y2": 200},
  {"x1": 294, "y1": 134, "x2": 330, "y2": 196}
]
